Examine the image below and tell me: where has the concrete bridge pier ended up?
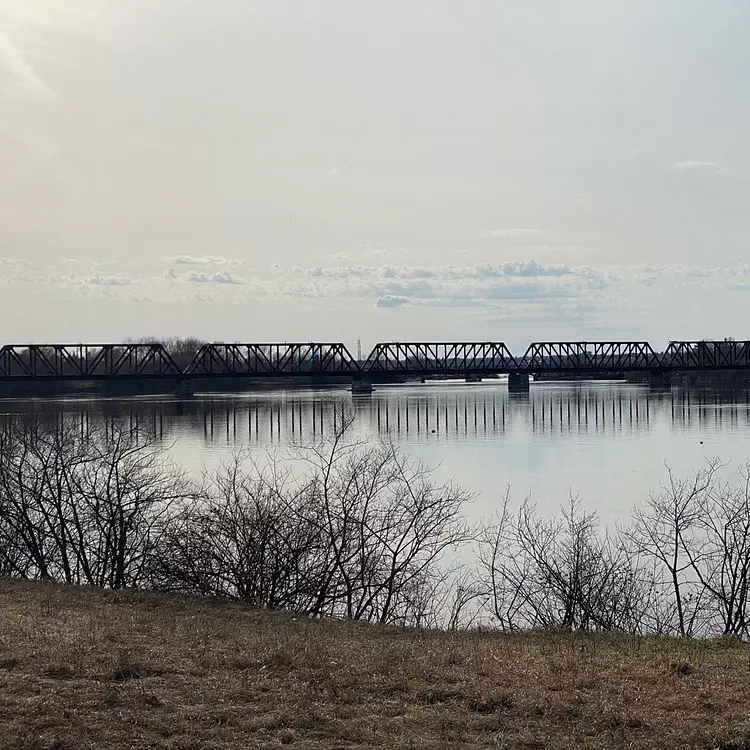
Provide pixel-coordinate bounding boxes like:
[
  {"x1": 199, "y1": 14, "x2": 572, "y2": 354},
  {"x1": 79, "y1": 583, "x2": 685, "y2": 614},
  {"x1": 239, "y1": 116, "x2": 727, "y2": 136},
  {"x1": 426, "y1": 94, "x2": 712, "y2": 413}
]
[
  {"x1": 648, "y1": 370, "x2": 672, "y2": 390},
  {"x1": 351, "y1": 377, "x2": 373, "y2": 394},
  {"x1": 174, "y1": 379, "x2": 194, "y2": 398},
  {"x1": 508, "y1": 372, "x2": 530, "y2": 393}
]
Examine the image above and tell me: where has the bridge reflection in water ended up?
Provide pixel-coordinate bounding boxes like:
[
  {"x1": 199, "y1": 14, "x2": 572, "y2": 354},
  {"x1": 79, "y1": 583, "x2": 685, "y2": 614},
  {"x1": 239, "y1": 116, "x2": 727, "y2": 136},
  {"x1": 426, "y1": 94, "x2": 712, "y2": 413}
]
[{"x1": 2, "y1": 384, "x2": 750, "y2": 445}]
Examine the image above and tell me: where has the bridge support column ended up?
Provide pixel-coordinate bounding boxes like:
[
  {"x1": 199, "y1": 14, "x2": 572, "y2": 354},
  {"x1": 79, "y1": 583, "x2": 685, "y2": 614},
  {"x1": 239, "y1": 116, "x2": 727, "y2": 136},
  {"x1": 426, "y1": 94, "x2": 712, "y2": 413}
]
[
  {"x1": 351, "y1": 378, "x2": 373, "y2": 394},
  {"x1": 466, "y1": 374, "x2": 482, "y2": 383},
  {"x1": 508, "y1": 372, "x2": 530, "y2": 392},
  {"x1": 174, "y1": 379, "x2": 194, "y2": 398},
  {"x1": 648, "y1": 370, "x2": 672, "y2": 390}
]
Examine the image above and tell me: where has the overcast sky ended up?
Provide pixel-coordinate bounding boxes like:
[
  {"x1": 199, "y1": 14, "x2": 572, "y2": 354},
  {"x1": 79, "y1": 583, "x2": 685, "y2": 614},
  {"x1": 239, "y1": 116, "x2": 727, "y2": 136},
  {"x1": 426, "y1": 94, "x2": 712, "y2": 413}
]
[{"x1": 0, "y1": 0, "x2": 748, "y2": 350}]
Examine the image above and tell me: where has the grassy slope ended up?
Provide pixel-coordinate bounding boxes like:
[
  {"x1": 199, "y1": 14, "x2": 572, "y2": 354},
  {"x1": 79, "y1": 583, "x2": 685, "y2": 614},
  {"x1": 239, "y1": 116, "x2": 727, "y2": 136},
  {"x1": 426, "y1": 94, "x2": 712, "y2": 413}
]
[{"x1": 0, "y1": 580, "x2": 748, "y2": 749}]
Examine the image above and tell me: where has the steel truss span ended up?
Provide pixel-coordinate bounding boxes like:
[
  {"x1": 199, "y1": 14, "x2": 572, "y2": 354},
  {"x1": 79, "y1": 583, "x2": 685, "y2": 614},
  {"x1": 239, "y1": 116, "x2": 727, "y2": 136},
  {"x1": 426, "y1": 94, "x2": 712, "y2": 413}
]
[
  {"x1": 520, "y1": 342, "x2": 662, "y2": 373},
  {"x1": 661, "y1": 341, "x2": 750, "y2": 370},
  {"x1": 0, "y1": 344, "x2": 181, "y2": 380},
  {"x1": 363, "y1": 342, "x2": 517, "y2": 377},
  {"x1": 185, "y1": 343, "x2": 360, "y2": 378},
  {"x1": 0, "y1": 340, "x2": 748, "y2": 383}
]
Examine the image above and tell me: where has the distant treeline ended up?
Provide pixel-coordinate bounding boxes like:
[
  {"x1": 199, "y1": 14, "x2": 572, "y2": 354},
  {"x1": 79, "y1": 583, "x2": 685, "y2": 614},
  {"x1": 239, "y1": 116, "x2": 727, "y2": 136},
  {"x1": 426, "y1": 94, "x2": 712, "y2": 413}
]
[{"x1": 127, "y1": 336, "x2": 207, "y2": 370}]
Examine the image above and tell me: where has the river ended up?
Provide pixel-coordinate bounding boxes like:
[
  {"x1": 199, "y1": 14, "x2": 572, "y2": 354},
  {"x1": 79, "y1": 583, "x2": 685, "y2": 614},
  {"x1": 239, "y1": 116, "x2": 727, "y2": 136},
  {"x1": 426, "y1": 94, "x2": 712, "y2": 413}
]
[{"x1": 3, "y1": 381, "x2": 750, "y2": 525}]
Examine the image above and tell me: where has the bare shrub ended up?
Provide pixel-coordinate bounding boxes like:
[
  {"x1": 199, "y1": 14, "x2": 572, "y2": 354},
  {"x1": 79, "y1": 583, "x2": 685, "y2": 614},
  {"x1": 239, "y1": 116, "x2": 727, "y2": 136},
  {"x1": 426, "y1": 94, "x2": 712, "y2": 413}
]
[
  {"x1": 154, "y1": 407, "x2": 474, "y2": 626},
  {"x1": 480, "y1": 460, "x2": 750, "y2": 637},
  {"x1": 479, "y1": 490, "x2": 654, "y2": 632},
  {"x1": 0, "y1": 416, "x2": 195, "y2": 588}
]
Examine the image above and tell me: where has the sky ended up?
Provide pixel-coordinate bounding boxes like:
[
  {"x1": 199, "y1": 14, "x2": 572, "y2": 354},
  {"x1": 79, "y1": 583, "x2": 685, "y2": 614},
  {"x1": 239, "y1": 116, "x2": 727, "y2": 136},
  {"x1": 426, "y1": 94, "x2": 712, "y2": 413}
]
[{"x1": 0, "y1": 0, "x2": 749, "y2": 352}]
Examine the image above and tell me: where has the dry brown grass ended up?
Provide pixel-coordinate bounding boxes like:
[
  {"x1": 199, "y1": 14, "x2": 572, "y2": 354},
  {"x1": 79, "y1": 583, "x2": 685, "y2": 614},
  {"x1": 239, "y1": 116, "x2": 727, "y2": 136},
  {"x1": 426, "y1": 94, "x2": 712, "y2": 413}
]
[{"x1": 0, "y1": 579, "x2": 749, "y2": 749}]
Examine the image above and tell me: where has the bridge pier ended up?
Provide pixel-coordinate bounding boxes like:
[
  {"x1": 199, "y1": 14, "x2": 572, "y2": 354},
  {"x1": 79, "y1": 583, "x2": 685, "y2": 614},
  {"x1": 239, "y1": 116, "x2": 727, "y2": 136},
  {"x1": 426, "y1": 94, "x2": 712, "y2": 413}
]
[
  {"x1": 648, "y1": 370, "x2": 672, "y2": 390},
  {"x1": 508, "y1": 372, "x2": 530, "y2": 393},
  {"x1": 174, "y1": 379, "x2": 194, "y2": 398},
  {"x1": 351, "y1": 378, "x2": 373, "y2": 394}
]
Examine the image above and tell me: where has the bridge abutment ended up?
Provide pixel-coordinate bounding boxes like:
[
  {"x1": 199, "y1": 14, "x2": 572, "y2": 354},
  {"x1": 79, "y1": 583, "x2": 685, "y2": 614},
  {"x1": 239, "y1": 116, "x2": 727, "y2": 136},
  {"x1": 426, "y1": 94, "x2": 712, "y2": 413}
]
[{"x1": 508, "y1": 372, "x2": 530, "y2": 392}]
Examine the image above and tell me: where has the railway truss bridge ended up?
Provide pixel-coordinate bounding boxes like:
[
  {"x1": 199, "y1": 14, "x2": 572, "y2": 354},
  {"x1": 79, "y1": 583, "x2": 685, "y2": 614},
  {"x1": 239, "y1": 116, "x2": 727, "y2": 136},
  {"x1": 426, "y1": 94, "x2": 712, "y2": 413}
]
[{"x1": 0, "y1": 340, "x2": 747, "y2": 394}]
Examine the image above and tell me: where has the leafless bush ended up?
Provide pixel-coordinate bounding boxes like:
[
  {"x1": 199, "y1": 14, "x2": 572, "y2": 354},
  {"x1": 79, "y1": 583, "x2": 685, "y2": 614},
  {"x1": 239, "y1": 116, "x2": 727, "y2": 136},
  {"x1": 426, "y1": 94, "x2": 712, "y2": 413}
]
[
  {"x1": 624, "y1": 459, "x2": 750, "y2": 637},
  {"x1": 9, "y1": 406, "x2": 750, "y2": 638},
  {"x1": 478, "y1": 460, "x2": 750, "y2": 638},
  {"x1": 149, "y1": 452, "x2": 329, "y2": 609},
  {"x1": 620, "y1": 461, "x2": 722, "y2": 636},
  {"x1": 478, "y1": 491, "x2": 652, "y2": 632},
  {"x1": 153, "y1": 407, "x2": 474, "y2": 626},
  {"x1": 0, "y1": 416, "x2": 194, "y2": 588}
]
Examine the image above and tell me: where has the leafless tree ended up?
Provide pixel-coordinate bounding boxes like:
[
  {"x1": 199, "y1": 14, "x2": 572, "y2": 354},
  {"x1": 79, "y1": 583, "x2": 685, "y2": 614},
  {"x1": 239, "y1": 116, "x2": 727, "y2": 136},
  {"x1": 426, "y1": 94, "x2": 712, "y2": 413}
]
[
  {"x1": 479, "y1": 492, "x2": 653, "y2": 633},
  {"x1": 681, "y1": 464, "x2": 750, "y2": 636},
  {"x1": 154, "y1": 405, "x2": 474, "y2": 625},
  {"x1": 0, "y1": 416, "x2": 194, "y2": 588},
  {"x1": 623, "y1": 460, "x2": 722, "y2": 636},
  {"x1": 151, "y1": 451, "x2": 328, "y2": 610},
  {"x1": 290, "y1": 407, "x2": 474, "y2": 623}
]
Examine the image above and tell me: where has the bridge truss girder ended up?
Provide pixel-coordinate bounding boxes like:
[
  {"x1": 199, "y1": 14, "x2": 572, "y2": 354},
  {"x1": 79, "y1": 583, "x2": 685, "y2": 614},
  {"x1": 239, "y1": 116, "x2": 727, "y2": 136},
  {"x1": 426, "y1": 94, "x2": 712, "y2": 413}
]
[
  {"x1": 0, "y1": 339, "x2": 749, "y2": 384},
  {"x1": 363, "y1": 342, "x2": 517, "y2": 377},
  {"x1": 520, "y1": 341, "x2": 662, "y2": 373},
  {"x1": 661, "y1": 341, "x2": 750, "y2": 370},
  {"x1": 0, "y1": 344, "x2": 182, "y2": 380},
  {"x1": 184, "y1": 343, "x2": 360, "y2": 377}
]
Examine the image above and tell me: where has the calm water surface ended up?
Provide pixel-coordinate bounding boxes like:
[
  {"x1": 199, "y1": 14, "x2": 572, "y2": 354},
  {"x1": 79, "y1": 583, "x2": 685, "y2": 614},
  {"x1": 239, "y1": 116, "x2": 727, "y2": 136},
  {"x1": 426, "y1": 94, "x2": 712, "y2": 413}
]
[{"x1": 4, "y1": 381, "x2": 750, "y2": 525}]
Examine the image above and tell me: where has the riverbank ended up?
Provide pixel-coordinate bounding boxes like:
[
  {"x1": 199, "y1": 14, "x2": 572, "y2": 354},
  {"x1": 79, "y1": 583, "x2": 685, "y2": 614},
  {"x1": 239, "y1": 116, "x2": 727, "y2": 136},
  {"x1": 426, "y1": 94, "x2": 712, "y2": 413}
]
[{"x1": 1, "y1": 579, "x2": 748, "y2": 749}]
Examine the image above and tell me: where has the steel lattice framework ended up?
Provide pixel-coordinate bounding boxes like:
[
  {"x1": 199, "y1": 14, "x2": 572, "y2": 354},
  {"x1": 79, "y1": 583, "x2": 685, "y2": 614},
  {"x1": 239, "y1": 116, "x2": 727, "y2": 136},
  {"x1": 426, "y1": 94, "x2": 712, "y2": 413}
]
[
  {"x1": 519, "y1": 342, "x2": 662, "y2": 373},
  {"x1": 0, "y1": 339, "x2": 748, "y2": 383},
  {"x1": 363, "y1": 342, "x2": 517, "y2": 376},
  {"x1": 0, "y1": 344, "x2": 182, "y2": 380},
  {"x1": 184, "y1": 343, "x2": 361, "y2": 378},
  {"x1": 660, "y1": 341, "x2": 750, "y2": 370}
]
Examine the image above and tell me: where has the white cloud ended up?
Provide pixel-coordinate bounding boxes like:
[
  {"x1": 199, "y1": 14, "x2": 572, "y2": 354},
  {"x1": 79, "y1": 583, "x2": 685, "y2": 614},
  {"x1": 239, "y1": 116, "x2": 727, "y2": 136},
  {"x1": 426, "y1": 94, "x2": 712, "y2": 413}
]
[
  {"x1": 7, "y1": 258, "x2": 750, "y2": 329},
  {"x1": 673, "y1": 161, "x2": 716, "y2": 170},
  {"x1": 473, "y1": 260, "x2": 573, "y2": 278},
  {"x1": 375, "y1": 295, "x2": 411, "y2": 308},
  {"x1": 83, "y1": 273, "x2": 132, "y2": 286},
  {"x1": 187, "y1": 270, "x2": 246, "y2": 285},
  {"x1": 162, "y1": 255, "x2": 244, "y2": 266}
]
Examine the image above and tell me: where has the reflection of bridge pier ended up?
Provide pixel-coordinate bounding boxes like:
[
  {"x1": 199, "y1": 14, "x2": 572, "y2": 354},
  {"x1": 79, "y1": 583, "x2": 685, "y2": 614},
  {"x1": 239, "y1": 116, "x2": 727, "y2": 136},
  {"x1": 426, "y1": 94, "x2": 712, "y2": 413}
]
[
  {"x1": 5, "y1": 383, "x2": 750, "y2": 448},
  {"x1": 369, "y1": 390, "x2": 509, "y2": 439},
  {"x1": 174, "y1": 379, "x2": 194, "y2": 399}
]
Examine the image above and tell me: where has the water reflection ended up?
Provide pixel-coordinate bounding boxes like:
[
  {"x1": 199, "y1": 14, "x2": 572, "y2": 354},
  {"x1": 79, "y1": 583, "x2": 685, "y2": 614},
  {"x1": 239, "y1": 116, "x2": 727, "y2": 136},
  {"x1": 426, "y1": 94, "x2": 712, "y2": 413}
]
[{"x1": 1, "y1": 384, "x2": 750, "y2": 446}]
